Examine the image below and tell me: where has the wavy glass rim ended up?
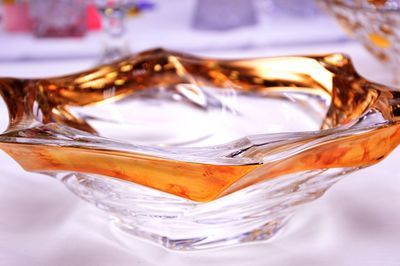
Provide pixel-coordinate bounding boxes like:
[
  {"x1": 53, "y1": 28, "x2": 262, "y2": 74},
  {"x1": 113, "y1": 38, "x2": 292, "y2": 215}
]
[{"x1": 0, "y1": 49, "x2": 399, "y2": 202}]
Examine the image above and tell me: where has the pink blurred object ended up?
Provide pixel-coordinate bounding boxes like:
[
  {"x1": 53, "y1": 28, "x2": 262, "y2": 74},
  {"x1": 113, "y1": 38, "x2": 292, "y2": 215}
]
[
  {"x1": 29, "y1": 0, "x2": 87, "y2": 38},
  {"x1": 87, "y1": 2, "x2": 101, "y2": 30},
  {"x1": 3, "y1": 1, "x2": 32, "y2": 32}
]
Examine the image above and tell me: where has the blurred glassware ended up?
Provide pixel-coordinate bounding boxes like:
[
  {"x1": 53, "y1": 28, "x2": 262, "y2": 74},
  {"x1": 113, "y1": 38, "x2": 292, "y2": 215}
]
[
  {"x1": 95, "y1": 0, "x2": 132, "y2": 64},
  {"x1": 29, "y1": 0, "x2": 87, "y2": 37},
  {"x1": 192, "y1": 0, "x2": 258, "y2": 31},
  {"x1": 319, "y1": 0, "x2": 400, "y2": 84},
  {"x1": 95, "y1": 0, "x2": 155, "y2": 64},
  {"x1": 2, "y1": 0, "x2": 32, "y2": 32},
  {"x1": 86, "y1": 2, "x2": 102, "y2": 30}
]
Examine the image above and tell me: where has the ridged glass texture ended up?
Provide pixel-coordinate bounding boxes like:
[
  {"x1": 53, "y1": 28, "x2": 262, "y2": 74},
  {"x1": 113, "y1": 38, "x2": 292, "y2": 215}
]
[
  {"x1": 61, "y1": 167, "x2": 357, "y2": 250},
  {"x1": 0, "y1": 49, "x2": 399, "y2": 250}
]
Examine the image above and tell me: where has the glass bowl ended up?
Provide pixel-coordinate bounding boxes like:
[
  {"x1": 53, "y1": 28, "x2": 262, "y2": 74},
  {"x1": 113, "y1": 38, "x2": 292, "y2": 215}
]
[
  {"x1": 318, "y1": 0, "x2": 400, "y2": 84},
  {"x1": 0, "y1": 49, "x2": 399, "y2": 250}
]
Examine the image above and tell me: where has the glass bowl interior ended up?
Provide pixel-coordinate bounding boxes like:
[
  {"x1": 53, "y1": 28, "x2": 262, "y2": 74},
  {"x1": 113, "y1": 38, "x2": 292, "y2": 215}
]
[{"x1": 70, "y1": 86, "x2": 327, "y2": 147}]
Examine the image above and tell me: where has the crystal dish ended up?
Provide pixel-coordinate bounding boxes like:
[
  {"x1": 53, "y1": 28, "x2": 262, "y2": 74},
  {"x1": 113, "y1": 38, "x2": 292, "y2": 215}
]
[{"x1": 0, "y1": 49, "x2": 399, "y2": 250}]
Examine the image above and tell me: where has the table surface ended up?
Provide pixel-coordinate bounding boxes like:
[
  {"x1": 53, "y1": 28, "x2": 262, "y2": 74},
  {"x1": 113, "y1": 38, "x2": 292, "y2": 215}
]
[{"x1": 1, "y1": 3, "x2": 400, "y2": 265}]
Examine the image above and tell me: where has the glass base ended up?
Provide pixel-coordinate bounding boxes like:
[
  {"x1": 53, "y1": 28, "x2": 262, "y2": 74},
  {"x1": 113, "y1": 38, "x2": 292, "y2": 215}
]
[
  {"x1": 59, "y1": 166, "x2": 357, "y2": 250},
  {"x1": 111, "y1": 215, "x2": 288, "y2": 250}
]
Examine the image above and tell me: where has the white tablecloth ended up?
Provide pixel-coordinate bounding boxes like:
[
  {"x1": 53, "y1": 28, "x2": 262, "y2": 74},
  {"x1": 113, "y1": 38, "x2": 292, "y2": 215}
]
[{"x1": 1, "y1": 6, "x2": 400, "y2": 265}]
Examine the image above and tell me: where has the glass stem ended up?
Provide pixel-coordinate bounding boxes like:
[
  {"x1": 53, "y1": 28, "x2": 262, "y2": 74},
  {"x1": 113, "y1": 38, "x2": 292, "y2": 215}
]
[{"x1": 98, "y1": 4, "x2": 131, "y2": 64}]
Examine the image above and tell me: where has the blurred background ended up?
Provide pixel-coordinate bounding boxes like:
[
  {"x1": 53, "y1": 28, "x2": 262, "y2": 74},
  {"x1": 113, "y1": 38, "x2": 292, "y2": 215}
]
[
  {"x1": 1, "y1": 0, "x2": 398, "y2": 84},
  {"x1": 0, "y1": 0, "x2": 353, "y2": 76}
]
